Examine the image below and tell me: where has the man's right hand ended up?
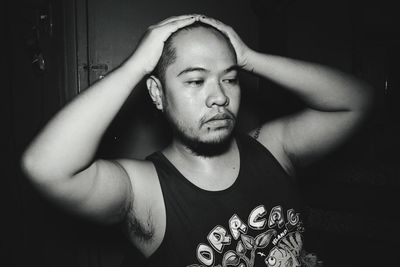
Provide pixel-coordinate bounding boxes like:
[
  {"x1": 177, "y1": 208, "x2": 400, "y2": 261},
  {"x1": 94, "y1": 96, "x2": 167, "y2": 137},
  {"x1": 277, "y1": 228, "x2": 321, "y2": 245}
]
[{"x1": 131, "y1": 15, "x2": 199, "y2": 75}]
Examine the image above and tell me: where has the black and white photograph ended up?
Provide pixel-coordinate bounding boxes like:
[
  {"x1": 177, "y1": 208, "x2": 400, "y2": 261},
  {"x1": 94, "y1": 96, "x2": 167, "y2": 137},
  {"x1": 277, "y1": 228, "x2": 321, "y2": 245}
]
[{"x1": 2, "y1": 0, "x2": 399, "y2": 266}]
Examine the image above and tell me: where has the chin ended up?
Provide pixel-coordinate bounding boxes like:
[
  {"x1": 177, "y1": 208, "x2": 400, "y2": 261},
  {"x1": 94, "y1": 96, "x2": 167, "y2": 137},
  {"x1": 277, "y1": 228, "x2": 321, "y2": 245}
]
[
  {"x1": 183, "y1": 127, "x2": 235, "y2": 157},
  {"x1": 201, "y1": 127, "x2": 233, "y2": 144},
  {"x1": 166, "y1": 112, "x2": 236, "y2": 157}
]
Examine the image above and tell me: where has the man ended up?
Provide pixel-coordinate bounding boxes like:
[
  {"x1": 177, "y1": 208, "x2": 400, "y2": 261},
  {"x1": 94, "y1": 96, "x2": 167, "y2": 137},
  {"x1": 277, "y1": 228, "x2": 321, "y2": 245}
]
[{"x1": 22, "y1": 15, "x2": 372, "y2": 266}]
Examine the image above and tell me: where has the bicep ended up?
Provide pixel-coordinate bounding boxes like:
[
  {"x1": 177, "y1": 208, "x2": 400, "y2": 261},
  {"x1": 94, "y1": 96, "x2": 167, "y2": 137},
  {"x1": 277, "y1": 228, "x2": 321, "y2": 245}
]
[
  {"x1": 37, "y1": 159, "x2": 133, "y2": 224},
  {"x1": 254, "y1": 108, "x2": 364, "y2": 172},
  {"x1": 279, "y1": 108, "x2": 363, "y2": 167}
]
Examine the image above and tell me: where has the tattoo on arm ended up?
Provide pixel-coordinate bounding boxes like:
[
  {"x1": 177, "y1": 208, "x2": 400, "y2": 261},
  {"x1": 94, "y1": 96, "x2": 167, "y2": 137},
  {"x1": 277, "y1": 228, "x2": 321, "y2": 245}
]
[{"x1": 253, "y1": 126, "x2": 261, "y2": 140}]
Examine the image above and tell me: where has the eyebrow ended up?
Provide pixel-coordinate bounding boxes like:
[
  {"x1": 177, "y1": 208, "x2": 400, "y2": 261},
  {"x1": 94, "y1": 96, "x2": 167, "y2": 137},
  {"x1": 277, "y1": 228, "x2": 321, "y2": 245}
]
[
  {"x1": 177, "y1": 65, "x2": 239, "y2": 77},
  {"x1": 223, "y1": 65, "x2": 240, "y2": 74},
  {"x1": 177, "y1": 67, "x2": 209, "y2": 77}
]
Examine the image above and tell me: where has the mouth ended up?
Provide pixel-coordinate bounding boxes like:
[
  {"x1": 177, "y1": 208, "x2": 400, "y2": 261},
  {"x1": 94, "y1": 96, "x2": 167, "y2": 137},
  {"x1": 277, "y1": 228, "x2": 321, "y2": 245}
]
[
  {"x1": 206, "y1": 112, "x2": 234, "y2": 121},
  {"x1": 202, "y1": 112, "x2": 236, "y2": 129}
]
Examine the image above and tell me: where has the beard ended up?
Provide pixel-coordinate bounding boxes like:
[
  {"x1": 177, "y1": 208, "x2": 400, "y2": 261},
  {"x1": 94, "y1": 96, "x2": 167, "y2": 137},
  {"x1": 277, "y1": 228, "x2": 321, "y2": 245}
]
[{"x1": 165, "y1": 110, "x2": 236, "y2": 157}]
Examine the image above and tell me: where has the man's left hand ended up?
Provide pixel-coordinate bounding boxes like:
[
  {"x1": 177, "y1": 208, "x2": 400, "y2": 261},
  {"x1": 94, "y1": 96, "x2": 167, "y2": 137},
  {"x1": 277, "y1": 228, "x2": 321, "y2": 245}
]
[{"x1": 199, "y1": 16, "x2": 254, "y2": 72}]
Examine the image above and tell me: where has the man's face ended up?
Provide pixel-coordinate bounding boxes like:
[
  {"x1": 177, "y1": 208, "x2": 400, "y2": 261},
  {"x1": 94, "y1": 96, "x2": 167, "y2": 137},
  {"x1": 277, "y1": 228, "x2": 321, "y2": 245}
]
[{"x1": 161, "y1": 27, "x2": 240, "y2": 154}]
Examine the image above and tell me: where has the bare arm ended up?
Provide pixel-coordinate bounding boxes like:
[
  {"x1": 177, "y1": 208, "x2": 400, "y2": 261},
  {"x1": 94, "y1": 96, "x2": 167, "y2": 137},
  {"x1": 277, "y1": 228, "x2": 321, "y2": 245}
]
[
  {"x1": 21, "y1": 15, "x2": 198, "y2": 224},
  {"x1": 200, "y1": 16, "x2": 374, "y2": 175},
  {"x1": 247, "y1": 53, "x2": 373, "y2": 171}
]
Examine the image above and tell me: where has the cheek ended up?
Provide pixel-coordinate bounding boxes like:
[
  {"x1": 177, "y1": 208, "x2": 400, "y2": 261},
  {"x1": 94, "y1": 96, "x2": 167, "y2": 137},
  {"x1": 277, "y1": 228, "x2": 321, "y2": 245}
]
[
  {"x1": 227, "y1": 87, "x2": 241, "y2": 111},
  {"x1": 165, "y1": 86, "x2": 204, "y2": 111},
  {"x1": 166, "y1": 92, "x2": 200, "y2": 114},
  {"x1": 164, "y1": 91, "x2": 202, "y2": 124}
]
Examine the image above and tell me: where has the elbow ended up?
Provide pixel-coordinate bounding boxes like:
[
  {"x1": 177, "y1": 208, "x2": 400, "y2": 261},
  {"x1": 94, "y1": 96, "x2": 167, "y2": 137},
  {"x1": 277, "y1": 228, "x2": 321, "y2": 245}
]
[
  {"x1": 347, "y1": 82, "x2": 375, "y2": 125},
  {"x1": 349, "y1": 81, "x2": 375, "y2": 114},
  {"x1": 21, "y1": 149, "x2": 42, "y2": 182},
  {"x1": 20, "y1": 148, "x2": 57, "y2": 184}
]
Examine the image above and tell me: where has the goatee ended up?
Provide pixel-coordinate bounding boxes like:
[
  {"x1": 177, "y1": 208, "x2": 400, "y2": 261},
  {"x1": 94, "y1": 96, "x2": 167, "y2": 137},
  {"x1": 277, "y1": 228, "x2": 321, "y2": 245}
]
[
  {"x1": 175, "y1": 128, "x2": 235, "y2": 157},
  {"x1": 166, "y1": 114, "x2": 236, "y2": 157}
]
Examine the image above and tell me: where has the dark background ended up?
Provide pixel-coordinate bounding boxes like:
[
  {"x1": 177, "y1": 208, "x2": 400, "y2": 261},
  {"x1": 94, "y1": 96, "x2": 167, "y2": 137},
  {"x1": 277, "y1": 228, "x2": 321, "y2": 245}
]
[{"x1": 2, "y1": 0, "x2": 400, "y2": 266}]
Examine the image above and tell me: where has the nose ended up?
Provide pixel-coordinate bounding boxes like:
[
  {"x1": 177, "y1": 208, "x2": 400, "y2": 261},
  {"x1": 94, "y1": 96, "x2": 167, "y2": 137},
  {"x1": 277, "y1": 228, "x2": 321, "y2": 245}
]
[{"x1": 206, "y1": 81, "x2": 229, "y2": 108}]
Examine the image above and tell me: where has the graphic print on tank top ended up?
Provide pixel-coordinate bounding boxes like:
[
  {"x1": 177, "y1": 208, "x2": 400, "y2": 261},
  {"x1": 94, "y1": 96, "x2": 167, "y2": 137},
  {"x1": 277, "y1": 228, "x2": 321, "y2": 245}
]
[
  {"x1": 187, "y1": 205, "x2": 321, "y2": 267},
  {"x1": 143, "y1": 133, "x2": 322, "y2": 267}
]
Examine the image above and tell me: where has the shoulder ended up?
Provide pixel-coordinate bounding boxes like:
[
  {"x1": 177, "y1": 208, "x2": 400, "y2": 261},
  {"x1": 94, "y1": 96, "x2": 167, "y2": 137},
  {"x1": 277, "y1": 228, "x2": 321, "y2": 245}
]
[
  {"x1": 247, "y1": 123, "x2": 296, "y2": 177},
  {"x1": 116, "y1": 159, "x2": 161, "y2": 208},
  {"x1": 117, "y1": 159, "x2": 158, "y2": 185}
]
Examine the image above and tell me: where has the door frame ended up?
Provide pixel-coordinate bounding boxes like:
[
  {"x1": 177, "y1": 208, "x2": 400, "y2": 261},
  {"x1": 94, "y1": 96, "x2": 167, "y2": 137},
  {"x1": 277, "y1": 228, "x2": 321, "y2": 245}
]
[{"x1": 62, "y1": 0, "x2": 89, "y2": 100}]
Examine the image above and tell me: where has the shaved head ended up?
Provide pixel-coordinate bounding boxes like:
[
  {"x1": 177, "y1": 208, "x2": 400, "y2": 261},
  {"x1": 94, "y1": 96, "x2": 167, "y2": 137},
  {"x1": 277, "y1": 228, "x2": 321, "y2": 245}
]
[{"x1": 152, "y1": 21, "x2": 237, "y2": 85}]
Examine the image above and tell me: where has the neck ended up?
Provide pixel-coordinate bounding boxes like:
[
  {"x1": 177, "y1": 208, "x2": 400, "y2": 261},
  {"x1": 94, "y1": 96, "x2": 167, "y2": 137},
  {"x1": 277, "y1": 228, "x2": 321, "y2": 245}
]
[
  {"x1": 164, "y1": 136, "x2": 237, "y2": 168},
  {"x1": 163, "y1": 136, "x2": 240, "y2": 191}
]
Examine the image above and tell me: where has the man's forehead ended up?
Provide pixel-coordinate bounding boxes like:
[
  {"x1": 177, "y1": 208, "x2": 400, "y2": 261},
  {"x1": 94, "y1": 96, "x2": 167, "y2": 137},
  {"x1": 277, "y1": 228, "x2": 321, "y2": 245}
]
[
  {"x1": 172, "y1": 26, "x2": 227, "y2": 48},
  {"x1": 169, "y1": 27, "x2": 236, "y2": 71}
]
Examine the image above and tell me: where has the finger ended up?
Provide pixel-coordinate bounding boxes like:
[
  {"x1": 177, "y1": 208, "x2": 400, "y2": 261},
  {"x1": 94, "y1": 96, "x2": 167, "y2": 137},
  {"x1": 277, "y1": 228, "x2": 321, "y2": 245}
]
[
  {"x1": 157, "y1": 14, "x2": 199, "y2": 26},
  {"x1": 157, "y1": 15, "x2": 193, "y2": 25},
  {"x1": 200, "y1": 16, "x2": 234, "y2": 37},
  {"x1": 161, "y1": 16, "x2": 198, "y2": 35},
  {"x1": 199, "y1": 16, "x2": 227, "y2": 29}
]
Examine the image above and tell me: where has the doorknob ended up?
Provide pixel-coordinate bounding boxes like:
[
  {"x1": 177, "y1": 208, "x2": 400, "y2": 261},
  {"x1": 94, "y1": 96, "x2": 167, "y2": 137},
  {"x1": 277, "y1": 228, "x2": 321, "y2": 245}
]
[
  {"x1": 82, "y1": 63, "x2": 109, "y2": 72},
  {"x1": 89, "y1": 63, "x2": 108, "y2": 79},
  {"x1": 89, "y1": 63, "x2": 109, "y2": 72}
]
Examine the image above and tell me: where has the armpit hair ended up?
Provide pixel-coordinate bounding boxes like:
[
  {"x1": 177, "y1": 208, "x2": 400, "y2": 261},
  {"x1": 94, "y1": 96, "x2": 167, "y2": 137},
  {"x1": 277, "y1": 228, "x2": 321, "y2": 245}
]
[{"x1": 125, "y1": 208, "x2": 155, "y2": 242}]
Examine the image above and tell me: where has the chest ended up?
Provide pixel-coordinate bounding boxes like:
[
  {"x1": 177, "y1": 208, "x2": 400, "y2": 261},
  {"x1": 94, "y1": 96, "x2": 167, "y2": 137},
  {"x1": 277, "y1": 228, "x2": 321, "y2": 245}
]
[
  {"x1": 180, "y1": 161, "x2": 240, "y2": 191},
  {"x1": 148, "y1": 166, "x2": 304, "y2": 266},
  {"x1": 170, "y1": 146, "x2": 241, "y2": 192}
]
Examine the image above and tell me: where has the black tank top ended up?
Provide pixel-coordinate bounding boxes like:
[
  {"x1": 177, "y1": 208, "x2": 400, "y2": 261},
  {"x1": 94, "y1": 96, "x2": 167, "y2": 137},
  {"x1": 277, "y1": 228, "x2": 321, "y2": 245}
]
[{"x1": 123, "y1": 133, "x2": 310, "y2": 267}]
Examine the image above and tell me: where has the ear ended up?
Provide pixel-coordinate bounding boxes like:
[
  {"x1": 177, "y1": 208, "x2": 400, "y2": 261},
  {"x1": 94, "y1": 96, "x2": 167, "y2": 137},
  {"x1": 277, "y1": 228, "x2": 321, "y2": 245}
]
[{"x1": 146, "y1": 75, "x2": 164, "y2": 111}]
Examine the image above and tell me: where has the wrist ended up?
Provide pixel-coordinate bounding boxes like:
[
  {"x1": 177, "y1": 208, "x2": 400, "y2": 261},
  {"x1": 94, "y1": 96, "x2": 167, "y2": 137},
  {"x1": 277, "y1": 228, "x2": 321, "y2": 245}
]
[
  {"x1": 242, "y1": 49, "x2": 258, "y2": 73},
  {"x1": 123, "y1": 54, "x2": 150, "y2": 78}
]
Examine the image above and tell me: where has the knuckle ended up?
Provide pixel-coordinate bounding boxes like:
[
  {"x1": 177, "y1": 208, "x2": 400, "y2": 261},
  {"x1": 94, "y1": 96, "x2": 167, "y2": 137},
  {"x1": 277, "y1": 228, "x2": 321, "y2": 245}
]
[{"x1": 148, "y1": 26, "x2": 160, "y2": 34}]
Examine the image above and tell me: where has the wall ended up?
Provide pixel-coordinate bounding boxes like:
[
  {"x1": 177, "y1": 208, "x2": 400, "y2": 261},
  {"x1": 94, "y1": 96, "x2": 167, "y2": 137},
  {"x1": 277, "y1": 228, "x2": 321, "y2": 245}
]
[
  {"x1": 254, "y1": 0, "x2": 400, "y2": 266},
  {"x1": 3, "y1": 0, "x2": 81, "y2": 266}
]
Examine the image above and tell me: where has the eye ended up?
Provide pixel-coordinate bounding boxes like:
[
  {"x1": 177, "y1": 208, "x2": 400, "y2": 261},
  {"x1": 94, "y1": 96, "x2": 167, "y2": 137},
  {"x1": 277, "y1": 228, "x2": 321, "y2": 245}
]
[
  {"x1": 222, "y1": 77, "x2": 238, "y2": 84},
  {"x1": 266, "y1": 256, "x2": 276, "y2": 266},
  {"x1": 186, "y1": 80, "x2": 204, "y2": 86}
]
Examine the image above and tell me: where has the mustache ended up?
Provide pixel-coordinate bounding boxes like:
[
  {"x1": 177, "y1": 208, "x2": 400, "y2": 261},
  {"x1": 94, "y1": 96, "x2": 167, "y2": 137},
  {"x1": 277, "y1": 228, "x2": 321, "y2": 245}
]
[{"x1": 200, "y1": 110, "x2": 236, "y2": 125}]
